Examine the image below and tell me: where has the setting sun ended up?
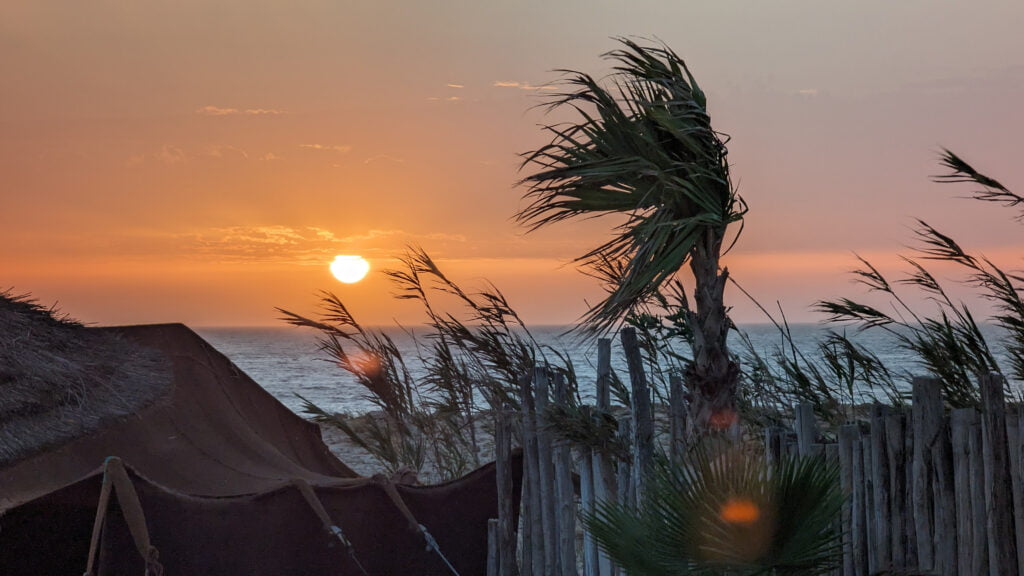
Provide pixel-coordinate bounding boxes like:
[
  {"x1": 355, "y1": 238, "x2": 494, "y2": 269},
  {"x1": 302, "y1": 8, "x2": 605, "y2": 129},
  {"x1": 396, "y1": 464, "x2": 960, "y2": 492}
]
[{"x1": 330, "y1": 255, "x2": 370, "y2": 284}]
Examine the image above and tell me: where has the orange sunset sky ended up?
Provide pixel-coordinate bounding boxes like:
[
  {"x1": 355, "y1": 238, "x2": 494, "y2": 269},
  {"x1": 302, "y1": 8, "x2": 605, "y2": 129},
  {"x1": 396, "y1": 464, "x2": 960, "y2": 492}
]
[{"x1": 3, "y1": 1, "x2": 1023, "y2": 327}]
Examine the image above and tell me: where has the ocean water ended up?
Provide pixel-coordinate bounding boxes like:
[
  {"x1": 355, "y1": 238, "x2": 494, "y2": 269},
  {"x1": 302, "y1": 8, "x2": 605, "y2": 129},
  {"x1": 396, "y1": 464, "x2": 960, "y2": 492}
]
[{"x1": 194, "y1": 323, "x2": 961, "y2": 417}]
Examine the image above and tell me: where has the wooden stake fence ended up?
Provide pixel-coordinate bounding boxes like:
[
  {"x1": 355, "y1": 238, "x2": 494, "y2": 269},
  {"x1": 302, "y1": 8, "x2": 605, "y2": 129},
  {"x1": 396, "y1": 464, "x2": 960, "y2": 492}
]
[
  {"x1": 493, "y1": 337, "x2": 1024, "y2": 576},
  {"x1": 820, "y1": 375, "x2": 1020, "y2": 575}
]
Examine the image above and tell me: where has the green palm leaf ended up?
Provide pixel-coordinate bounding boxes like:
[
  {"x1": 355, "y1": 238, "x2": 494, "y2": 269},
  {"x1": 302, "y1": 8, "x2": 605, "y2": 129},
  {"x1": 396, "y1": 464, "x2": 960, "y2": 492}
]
[
  {"x1": 518, "y1": 37, "x2": 746, "y2": 334},
  {"x1": 586, "y1": 445, "x2": 843, "y2": 575}
]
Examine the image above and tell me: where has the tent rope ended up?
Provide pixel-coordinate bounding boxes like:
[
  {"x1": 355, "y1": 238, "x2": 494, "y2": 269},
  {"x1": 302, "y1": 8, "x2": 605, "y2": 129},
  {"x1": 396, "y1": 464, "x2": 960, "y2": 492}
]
[
  {"x1": 373, "y1": 475, "x2": 463, "y2": 576},
  {"x1": 83, "y1": 456, "x2": 164, "y2": 576},
  {"x1": 419, "y1": 523, "x2": 463, "y2": 576},
  {"x1": 291, "y1": 478, "x2": 371, "y2": 576}
]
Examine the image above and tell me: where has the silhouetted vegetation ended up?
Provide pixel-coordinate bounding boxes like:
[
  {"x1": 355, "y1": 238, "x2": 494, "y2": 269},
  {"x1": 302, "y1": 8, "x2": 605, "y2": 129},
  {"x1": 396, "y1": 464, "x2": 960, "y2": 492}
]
[
  {"x1": 518, "y1": 37, "x2": 747, "y2": 431},
  {"x1": 586, "y1": 444, "x2": 843, "y2": 575},
  {"x1": 284, "y1": 36, "x2": 1023, "y2": 575},
  {"x1": 279, "y1": 247, "x2": 578, "y2": 480}
]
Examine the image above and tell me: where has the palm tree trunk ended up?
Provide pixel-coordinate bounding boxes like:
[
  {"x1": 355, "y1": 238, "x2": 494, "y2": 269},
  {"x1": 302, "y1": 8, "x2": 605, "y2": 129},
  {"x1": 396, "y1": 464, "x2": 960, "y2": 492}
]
[{"x1": 685, "y1": 227, "x2": 740, "y2": 432}]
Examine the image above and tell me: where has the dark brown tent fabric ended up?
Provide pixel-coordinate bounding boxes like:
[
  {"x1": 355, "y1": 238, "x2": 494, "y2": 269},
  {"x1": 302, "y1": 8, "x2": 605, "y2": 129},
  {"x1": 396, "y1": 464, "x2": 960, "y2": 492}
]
[{"x1": 0, "y1": 324, "x2": 522, "y2": 575}]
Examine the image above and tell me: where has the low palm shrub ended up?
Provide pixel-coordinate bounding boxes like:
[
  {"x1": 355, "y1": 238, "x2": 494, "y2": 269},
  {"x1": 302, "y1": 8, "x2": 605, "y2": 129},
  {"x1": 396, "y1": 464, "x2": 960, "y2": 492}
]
[{"x1": 586, "y1": 442, "x2": 843, "y2": 576}]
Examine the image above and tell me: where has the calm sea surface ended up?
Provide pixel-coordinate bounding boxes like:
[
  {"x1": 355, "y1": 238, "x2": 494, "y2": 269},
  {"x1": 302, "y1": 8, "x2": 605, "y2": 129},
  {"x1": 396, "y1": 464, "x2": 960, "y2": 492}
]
[{"x1": 194, "y1": 323, "x2": 1004, "y2": 417}]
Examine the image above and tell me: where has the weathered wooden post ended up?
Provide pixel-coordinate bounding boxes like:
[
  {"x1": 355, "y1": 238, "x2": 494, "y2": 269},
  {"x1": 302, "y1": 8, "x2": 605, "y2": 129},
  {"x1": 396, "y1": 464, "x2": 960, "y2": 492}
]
[
  {"x1": 796, "y1": 402, "x2": 818, "y2": 457},
  {"x1": 820, "y1": 441, "x2": 840, "y2": 576},
  {"x1": 518, "y1": 465, "x2": 532, "y2": 574},
  {"x1": 553, "y1": 374, "x2": 577, "y2": 576},
  {"x1": 495, "y1": 404, "x2": 517, "y2": 576},
  {"x1": 968, "y1": 414, "x2": 989, "y2": 575},
  {"x1": 852, "y1": 427, "x2": 869, "y2": 576},
  {"x1": 487, "y1": 518, "x2": 500, "y2": 576},
  {"x1": 1007, "y1": 407, "x2": 1024, "y2": 573},
  {"x1": 519, "y1": 371, "x2": 544, "y2": 576},
  {"x1": 932, "y1": 411, "x2": 957, "y2": 575},
  {"x1": 616, "y1": 418, "x2": 633, "y2": 511},
  {"x1": 580, "y1": 446, "x2": 597, "y2": 576},
  {"x1": 862, "y1": 426, "x2": 876, "y2": 575},
  {"x1": 533, "y1": 367, "x2": 559, "y2": 575},
  {"x1": 950, "y1": 408, "x2": 975, "y2": 575},
  {"x1": 885, "y1": 409, "x2": 908, "y2": 571},
  {"x1": 870, "y1": 404, "x2": 891, "y2": 571},
  {"x1": 980, "y1": 373, "x2": 1018, "y2": 575},
  {"x1": 839, "y1": 424, "x2": 858, "y2": 576},
  {"x1": 620, "y1": 327, "x2": 653, "y2": 504},
  {"x1": 912, "y1": 377, "x2": 942, "y2": 572},
  {"x1": 593, "y1": 338, "x2": 616, "y2": 576},
  {"x1": 905, "y1": 410, "x2": 919, "y2": 568}
]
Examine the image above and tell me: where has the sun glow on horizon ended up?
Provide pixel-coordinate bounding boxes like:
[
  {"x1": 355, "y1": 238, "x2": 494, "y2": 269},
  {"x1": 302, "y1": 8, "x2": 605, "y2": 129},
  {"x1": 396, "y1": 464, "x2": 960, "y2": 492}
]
[{"x1": 329, "y1": 255, "x2": 370, "y2": 283}]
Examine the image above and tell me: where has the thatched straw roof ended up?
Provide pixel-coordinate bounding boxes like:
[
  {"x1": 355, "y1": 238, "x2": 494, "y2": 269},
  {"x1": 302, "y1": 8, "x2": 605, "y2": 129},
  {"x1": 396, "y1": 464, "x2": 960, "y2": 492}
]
[{"x1": 0, "y1": 290, "x2": 171, "y2": 467}]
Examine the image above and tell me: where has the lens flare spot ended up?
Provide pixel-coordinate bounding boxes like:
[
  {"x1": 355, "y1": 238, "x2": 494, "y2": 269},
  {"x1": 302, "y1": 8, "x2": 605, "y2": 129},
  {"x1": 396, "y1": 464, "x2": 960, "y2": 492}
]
[
  {"x1": 353, "y1": 352, "x2": 382, "y2": 377},
  {"x1": 720, "y1": 498, "x2": 760, "y2": 525},
  {"x1": 709, "y1": 409, "x2": 738, "y2": 430}
]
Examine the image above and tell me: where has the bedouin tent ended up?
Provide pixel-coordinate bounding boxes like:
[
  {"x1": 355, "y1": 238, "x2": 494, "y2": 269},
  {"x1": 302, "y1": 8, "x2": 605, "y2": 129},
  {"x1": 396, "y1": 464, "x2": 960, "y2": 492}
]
[{"x1": 0, "y1": 303, "x2": 521, "y2": 576}]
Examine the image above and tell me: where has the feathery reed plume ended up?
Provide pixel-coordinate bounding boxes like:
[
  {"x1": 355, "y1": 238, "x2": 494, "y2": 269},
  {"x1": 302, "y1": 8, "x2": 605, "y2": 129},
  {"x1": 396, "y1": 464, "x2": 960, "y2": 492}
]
[
  {"x1": 279, "y1": 247, "x2": 577, "y2": 480},
  {"x1": 816, "y1": 150, "x2": 1023, "y2": 406}
]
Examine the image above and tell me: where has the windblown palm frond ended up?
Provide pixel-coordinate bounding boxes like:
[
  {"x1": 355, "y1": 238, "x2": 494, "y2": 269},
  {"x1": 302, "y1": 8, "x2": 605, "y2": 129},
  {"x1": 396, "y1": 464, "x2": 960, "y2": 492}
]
[{"x1": 518, "y1": 37, "x2": 746, "y2": 334}]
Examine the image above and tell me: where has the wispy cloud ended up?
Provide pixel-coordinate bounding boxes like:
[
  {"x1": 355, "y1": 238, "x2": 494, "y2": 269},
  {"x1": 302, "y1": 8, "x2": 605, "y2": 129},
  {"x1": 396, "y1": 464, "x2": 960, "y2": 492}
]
[
  {"x1": 493, "y1": 81, "x2": 556, "y2": 91},
  {"x1": 195, "y1": 106, "x2": 238, "y2": 116},
  {"x1": 159, "y1": 145, "x2": 187, "y2": 165},
  {"x1": 168, "y1": 226, "x2": 464, "y2": 264},
  {"x1": 424, "y1": 232, "x2": 467, "y2": 242},
  {"x1": 243, "y1": 108, "x2": 287, "y2": 115},
  {"x1": 183, "y1": 225, "x2": 338, "y2": 263},
  {"x1": 446, "y1": 83, "x2": 465, "y2": 89},
  {"x1": 363, "y1": 154, "x2": 404, "y2": 165},
  {"x1": 229, "y1": 225, "x2": 304, "y2": 244},
  {"x1": 203, "y1": 144, "x2": 248, "y2": 159},
  {"x1": 130, "y1": 144, "x2": 251, "y2": 165},
  {"x1": 195, "y1": 105, "x2": 287, "y2": 116},
  {"x1": 99, "y1": 226, "x2": 502, "y2": 267},
  {"x1": 299, "y1": 144, "x2": 353, "y2": 154},
  {"x1": 796, "y1": 88, "x2": 819, "y2": 97},
  {"x1": 332, "y1": 229, "x2": 403, "y2": 243},
  {"x1": 311, "y1": 227, "x2": 338, "y2": 241}
]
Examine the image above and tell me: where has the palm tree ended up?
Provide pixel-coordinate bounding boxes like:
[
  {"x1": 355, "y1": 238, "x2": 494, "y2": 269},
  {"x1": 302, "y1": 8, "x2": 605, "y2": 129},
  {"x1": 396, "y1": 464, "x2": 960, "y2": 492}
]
[{"x1": 517, "y1": 38, "x2": 746, "y2": 429}]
